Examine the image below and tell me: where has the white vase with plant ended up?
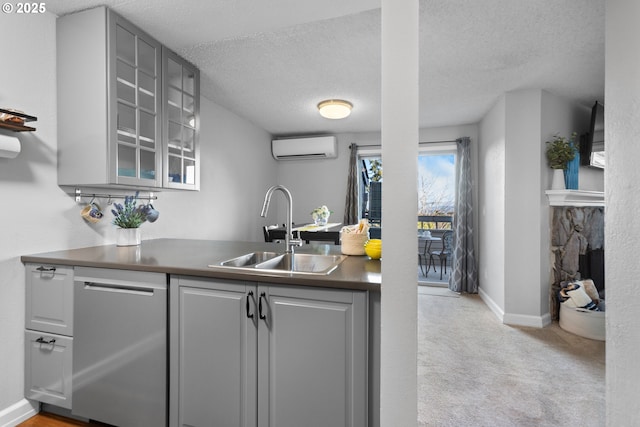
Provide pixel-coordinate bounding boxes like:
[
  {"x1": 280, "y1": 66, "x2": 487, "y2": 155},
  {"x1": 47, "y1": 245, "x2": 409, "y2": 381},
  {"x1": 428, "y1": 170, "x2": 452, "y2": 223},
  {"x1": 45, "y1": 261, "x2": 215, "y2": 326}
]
[
  {"x1": 111, "y1": 192, "x2": 152, "y2": 246},
  {"x1": 546, "y1": 133, "x2": 577, "y2": 190}
]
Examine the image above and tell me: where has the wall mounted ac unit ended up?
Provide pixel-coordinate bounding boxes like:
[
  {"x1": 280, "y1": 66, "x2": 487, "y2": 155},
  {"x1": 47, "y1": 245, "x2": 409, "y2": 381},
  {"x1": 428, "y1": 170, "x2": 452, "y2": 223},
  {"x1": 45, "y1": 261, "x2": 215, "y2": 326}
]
[{"x1": 271, "y1": 136, "x2": 337, "y2": 160}]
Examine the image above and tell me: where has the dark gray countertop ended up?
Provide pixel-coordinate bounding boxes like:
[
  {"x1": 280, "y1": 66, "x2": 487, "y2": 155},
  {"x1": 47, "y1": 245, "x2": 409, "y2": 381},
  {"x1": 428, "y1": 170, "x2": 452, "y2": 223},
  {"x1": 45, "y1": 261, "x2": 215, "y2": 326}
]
[{"x1": 21, "y1": 238, "x2": 381, "y2": 292}]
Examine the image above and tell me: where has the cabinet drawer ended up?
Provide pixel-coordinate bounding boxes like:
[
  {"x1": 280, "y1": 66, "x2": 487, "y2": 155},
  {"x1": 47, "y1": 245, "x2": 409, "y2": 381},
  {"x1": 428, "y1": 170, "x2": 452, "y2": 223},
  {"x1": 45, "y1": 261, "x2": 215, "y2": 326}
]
[
  {"x1": 25, "y1": 264, "x2": 74, "y2": 336},
  {"x1": 25, "y1": 330, "x2": 73, "y2": 410}
]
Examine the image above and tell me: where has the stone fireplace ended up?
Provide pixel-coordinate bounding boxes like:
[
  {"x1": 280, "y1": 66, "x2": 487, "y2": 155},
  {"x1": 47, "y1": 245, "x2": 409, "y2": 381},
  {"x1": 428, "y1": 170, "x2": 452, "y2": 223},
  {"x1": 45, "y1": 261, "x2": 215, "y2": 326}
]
[{"x1": 546, "y1": 190, "x2": 605, "y2": 320}]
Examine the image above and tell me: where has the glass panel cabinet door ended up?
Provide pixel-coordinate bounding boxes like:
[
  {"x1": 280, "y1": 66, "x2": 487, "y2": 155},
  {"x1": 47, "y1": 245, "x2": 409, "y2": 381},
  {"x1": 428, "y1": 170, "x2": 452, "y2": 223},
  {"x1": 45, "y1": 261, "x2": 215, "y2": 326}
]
[
  {"x1": 111, "y1": 15, "x2": 162, "y2": 187},
  {"x1": 162, "y1": 47, "x2": 200, "y2": 190}
]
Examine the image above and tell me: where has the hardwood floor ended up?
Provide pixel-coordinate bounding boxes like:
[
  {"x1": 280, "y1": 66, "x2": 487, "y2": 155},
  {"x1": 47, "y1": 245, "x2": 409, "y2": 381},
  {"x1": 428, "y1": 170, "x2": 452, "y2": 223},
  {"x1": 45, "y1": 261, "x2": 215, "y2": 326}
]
[{"x1": 17, "y1": 412, "x2": 109, "y2": 427}]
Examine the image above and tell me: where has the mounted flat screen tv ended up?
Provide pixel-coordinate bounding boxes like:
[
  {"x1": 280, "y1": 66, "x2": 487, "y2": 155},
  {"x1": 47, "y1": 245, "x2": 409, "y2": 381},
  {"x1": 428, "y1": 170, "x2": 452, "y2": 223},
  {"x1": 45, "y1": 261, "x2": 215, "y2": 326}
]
[{"x1": 580, "y1": 101, "x2": 605, "y2": 168}]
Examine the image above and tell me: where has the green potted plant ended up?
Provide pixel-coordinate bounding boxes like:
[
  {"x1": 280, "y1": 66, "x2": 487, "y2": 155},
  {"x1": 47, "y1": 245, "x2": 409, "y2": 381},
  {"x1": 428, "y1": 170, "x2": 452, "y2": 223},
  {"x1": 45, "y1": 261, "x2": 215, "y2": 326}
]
[
  {"x1": 111, "y1": 192, "x2": 152, "y2": 246},
  {"x1": 546, "y1": 133, "x2": 577, "y2": 189}
]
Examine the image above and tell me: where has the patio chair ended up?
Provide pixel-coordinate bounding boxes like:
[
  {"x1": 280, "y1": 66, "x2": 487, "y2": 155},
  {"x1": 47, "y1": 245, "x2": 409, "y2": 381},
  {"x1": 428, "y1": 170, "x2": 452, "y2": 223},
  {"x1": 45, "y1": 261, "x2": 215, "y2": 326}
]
[
  {"x1": 430, "y1": 230, "x2": 453, "y2": 280},
  {"x1": 418, "y1": 236, "x2": 435, "y2": 277}
]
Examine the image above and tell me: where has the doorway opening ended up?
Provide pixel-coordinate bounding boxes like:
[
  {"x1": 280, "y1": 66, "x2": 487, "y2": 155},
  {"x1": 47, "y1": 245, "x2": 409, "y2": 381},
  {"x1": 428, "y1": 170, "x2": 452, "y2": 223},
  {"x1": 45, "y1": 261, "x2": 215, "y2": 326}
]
[
  {"x1": 417, "y1": 144, "x2": 456, "y2": 286},
  {"x1": 356, "y1": 143, "x2": 457, "y2": 286}
]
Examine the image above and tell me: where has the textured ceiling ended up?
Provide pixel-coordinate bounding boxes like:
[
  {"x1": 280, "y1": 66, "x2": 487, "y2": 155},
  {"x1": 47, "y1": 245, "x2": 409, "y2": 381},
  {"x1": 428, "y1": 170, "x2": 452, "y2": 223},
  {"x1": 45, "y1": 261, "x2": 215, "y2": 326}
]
[{"x1": 48, "y1": 0, "x2": 605, "y2": 136}]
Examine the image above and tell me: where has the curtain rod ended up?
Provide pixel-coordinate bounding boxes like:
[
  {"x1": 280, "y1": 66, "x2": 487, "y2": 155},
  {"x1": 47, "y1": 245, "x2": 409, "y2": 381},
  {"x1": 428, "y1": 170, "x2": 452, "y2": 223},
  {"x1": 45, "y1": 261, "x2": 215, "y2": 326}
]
[{"x1": 353, "y1": 139, "x2": 458, "y2": 149}]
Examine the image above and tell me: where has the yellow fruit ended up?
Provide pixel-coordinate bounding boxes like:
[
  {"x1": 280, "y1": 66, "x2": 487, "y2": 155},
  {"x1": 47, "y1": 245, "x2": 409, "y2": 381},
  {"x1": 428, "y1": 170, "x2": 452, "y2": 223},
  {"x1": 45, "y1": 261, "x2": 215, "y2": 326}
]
[{"x1": 364, "y1": 239, "x2": 382, "y2": 259}]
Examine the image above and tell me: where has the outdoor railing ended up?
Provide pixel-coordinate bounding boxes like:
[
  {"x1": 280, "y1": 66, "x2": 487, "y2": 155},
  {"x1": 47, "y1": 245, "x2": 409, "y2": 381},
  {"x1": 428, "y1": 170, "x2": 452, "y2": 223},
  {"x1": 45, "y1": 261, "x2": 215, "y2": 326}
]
[{"x1": 418, "y1": 215, "x2": 453, "y2": 230}]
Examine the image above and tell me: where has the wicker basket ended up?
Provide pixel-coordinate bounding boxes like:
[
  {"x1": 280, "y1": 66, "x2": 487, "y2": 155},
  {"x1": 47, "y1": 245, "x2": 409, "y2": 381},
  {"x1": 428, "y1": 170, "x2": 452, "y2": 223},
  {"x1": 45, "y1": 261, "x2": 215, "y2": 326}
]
[{"x1": 341, "y1": 232, "x2": 369, "y2": 255}]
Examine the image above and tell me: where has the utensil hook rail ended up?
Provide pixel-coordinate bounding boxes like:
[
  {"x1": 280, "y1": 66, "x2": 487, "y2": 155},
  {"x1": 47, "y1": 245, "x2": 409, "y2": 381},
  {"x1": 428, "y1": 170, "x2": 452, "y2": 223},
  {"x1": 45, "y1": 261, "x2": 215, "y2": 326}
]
[{"x1": 73, "y1": 188, "x2": 158, "y2": 203}]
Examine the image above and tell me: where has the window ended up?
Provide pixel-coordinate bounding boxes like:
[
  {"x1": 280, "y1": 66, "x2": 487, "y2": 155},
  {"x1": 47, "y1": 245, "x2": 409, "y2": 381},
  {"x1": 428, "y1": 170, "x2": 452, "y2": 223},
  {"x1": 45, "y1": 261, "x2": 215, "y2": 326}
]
[
  {"x1": 418, "y1": 151, "x2": 455, "y2": 229},
  {"x1": 359, "y1": 154, "x2": 382, "y2": 224},
  {"x1": 357, "y1": 143, "x2": 456, "y2": 230}
]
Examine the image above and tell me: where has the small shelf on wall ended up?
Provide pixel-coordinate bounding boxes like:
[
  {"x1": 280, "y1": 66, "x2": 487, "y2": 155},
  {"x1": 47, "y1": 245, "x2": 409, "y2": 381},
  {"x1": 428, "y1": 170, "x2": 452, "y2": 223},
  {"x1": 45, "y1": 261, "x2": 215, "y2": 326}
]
[
  {"x1": 545, "y1": 190, "x2": 605, "y2": 207},
  {"x1": 0, "y1": 108, "x2": 37, "y2": 132}
]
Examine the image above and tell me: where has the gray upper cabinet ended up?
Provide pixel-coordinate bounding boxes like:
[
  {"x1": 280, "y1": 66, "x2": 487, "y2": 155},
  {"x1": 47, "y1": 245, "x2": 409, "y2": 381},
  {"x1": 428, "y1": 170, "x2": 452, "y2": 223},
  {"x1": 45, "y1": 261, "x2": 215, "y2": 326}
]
[
  {"x1": 57, "y1": 6, "x2": 199, "y2": 190},
  {"x1": 163, "y1": 48, "x2": 200, "y2": 190}
]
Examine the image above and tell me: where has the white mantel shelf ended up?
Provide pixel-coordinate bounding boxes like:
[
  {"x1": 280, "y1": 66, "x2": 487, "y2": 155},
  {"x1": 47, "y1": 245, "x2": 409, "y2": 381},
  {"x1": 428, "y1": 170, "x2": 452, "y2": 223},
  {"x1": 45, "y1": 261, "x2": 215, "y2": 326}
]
[{"x1": 545, "y1": 190, "x2": 605, "y2": 207}]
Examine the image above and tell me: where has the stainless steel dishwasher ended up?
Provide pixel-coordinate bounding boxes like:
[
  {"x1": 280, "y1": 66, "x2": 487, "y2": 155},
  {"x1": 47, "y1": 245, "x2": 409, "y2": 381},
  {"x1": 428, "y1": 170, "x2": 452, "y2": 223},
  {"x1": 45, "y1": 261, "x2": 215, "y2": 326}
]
[{"x1": 72, "y1": 267, "x2": 167, "y2": 427}]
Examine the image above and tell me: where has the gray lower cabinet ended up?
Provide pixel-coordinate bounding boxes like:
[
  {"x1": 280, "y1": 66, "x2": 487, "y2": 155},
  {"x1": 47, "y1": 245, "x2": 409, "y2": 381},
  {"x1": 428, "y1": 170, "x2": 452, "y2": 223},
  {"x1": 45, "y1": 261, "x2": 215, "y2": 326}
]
[
  {"x1": 24, "y1": 264, "x2": 74, "y2": 409},
  {"x1": 170, "y1": 277, "x2": 368, "y2": 427},
  {"x1": 171, "y1": 279, "x2": 257, "y2": 427},
  {"x1": 24, "y1": 331, "x2": 73, "y2": 409}
]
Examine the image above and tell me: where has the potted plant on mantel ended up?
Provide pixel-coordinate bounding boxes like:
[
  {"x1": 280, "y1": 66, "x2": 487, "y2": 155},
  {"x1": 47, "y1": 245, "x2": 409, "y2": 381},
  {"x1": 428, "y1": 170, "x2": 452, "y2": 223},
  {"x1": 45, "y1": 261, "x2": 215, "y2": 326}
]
[
  {"x1": 546, "y1": 132, "x2": 577, "y2": 190},
  {"x1": 111, "y1": 192, "x2": 153, "y2": 246}
]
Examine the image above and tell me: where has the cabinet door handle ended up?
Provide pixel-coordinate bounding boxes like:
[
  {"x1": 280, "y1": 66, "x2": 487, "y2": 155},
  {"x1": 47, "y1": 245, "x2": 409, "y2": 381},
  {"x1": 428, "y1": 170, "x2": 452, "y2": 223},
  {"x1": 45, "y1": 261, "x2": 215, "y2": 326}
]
[
  {"x1": 258, "y1": 292, "x2": 267, "y2": 320},
  {"x1": 246, "y1": 291, "x2": 254, "y2": 319},
  {"x1": 36, "y1": 266, "x2": 56, "y2": 273},
  {"x1": 36, "y1": 337, "x2": 56, "y2": 345}
]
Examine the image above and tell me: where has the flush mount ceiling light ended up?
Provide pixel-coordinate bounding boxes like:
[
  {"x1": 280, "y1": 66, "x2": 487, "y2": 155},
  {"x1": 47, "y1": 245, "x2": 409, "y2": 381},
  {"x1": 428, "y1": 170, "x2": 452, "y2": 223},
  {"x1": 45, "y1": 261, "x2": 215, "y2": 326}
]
[{"x1": 317, "y1": 99, "x2": 353, "y2": 119}]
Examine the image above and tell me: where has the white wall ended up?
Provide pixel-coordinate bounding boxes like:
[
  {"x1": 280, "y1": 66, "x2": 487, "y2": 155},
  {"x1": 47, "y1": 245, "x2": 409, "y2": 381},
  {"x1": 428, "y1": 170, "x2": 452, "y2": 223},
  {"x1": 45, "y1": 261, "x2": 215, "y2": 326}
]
[
  {"x1": 379, "y1": 1, "x2": 419, "y2": 425},
  {"x1": 478, "y1": 95, "x2": 506, "y2": 315},
  {"x1": 0, "y1": 12, "x2": 274, "y2": 415},
  {"x1": 144, "y1": 99, "x2": 277, "y2": 242},
  {"x1": 605, "y1": 0, "x2": 640, "y2": 424},
  {"x1": 274, "y1": 134, "x2": 352, "y2": 225},
  {"x1": 504, "y1": 90, "x2": 546, "y2": 324},
  {"x1": 274, "y1": 124, "x2": 478, "y2": 227},
  {"x1": 478, "y1": 90, "x2": 599, "y2": 326},
  {"x1": 0, "y1": 11, "x2": 65, "y2": 413},
  {"x1": 579, "y1": 165, "x2": 604, "y2": 192}
]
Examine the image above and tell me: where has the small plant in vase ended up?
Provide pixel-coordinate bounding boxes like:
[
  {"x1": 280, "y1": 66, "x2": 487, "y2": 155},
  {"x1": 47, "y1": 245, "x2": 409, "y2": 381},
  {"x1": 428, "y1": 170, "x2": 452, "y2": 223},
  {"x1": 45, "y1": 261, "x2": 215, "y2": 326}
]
[
  {"x1": 546, "y1": 132, "x2": 577, "y2": 190},
  {"x1": 311, "y1": 205, "x2": 332, "y2": 226},
  {"x1": 111, "y1": 192, "x2": 152, "y2": 246}
]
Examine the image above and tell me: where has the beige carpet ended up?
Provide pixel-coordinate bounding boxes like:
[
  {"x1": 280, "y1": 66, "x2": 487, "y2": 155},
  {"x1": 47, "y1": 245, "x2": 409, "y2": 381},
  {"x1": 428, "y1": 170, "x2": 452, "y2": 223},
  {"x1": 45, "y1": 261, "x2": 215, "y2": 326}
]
[
  {"x1": 418, "y1": 291, "x2": 605, "y2": 427},
  {"x1": 418, "y1": 284, "x2": 460, "y2": 298}
]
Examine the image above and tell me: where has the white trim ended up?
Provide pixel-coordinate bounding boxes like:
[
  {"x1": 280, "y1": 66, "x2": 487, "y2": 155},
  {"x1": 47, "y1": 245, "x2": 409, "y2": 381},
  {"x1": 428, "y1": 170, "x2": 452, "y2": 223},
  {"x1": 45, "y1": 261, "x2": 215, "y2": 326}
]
[
  {"x1": 503, "y1": 312, "x2": 552, "y2": 328},
  {"x1": 479, "y1": 288, "x2": 552, "y2": 328},
  {"x1": 0, "y1": 399, "x2": 38, "y2": 427},
  {"x1": 357, "y1": 147, "x2": 381, "y2": 157},
  {"x1": 478, "y1": 287, "x2": 504, "y2": 322},
  {"x1": 545, "y1": 190, "x2": 605, "y2": 207},
  {"x1": 418, "y1": 141, "x2": 456, "y2": 154}
]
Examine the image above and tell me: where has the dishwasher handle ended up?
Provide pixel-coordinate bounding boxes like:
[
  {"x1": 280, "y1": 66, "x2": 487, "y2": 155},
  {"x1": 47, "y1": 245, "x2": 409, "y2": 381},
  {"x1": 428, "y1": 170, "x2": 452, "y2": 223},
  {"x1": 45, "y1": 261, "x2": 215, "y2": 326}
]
[{"x1": 82, "y1": 282, "x2": 156, "y2": 296}]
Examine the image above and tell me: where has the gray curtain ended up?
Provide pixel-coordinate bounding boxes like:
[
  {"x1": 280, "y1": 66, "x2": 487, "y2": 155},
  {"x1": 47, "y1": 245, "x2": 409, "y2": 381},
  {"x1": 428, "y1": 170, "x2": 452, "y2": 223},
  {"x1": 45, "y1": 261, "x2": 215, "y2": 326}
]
[
  {"x1": 449, "y1": 137, "x2": 478, "y2": 293},
  {"x1": 344, "y1": 143, "x2": 359, "y2": 225}
]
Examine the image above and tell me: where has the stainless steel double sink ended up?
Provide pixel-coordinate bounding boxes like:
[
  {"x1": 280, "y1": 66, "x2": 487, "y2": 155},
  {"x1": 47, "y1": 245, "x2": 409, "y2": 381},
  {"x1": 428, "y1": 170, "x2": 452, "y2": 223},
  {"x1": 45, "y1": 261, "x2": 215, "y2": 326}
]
[{"x1": 215, "y1": 251, "x2": 347, "y2": 275}]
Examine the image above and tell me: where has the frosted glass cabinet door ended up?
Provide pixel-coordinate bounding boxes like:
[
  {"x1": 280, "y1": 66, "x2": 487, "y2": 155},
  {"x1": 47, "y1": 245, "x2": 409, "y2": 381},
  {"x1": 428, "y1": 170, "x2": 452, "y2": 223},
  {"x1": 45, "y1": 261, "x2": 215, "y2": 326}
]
[
  {"x1": 110, "y1": 13, "x2": 162, "y2": 187},
  {"x1": 162, "y1": 47, "x2": 200, "y2": 190},
  {"x1": 58, "y1": 7, "x2": 200, "y2": 190}
]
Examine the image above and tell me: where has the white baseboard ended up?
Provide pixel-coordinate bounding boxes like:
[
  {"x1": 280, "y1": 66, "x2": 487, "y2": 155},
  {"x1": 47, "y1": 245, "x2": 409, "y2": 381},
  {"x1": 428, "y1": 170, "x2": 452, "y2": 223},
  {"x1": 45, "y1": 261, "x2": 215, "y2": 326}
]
[
  {"x1": 478, "y1": 288, "x2": 551, "y2": 328},
  {"x1": 478, "y1": 287, "x2": 504, "y2": 322},
  {"x1": 503, "y1": 312, "x2": 552, "y2": 328},
  {"x1": 0, "y1": 399, "x2": 38, "y2": 427}
]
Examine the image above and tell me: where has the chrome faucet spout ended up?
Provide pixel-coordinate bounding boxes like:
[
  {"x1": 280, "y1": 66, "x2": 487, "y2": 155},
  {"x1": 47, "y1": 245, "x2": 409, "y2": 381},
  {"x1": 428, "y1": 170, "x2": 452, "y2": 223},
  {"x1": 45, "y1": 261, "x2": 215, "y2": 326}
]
[
  {"x1": 261, "y1": 185, "x2": 303, "y2": 253},
  {"x1": 260, "y1": 195, "x2": 271, "y2": 218}
]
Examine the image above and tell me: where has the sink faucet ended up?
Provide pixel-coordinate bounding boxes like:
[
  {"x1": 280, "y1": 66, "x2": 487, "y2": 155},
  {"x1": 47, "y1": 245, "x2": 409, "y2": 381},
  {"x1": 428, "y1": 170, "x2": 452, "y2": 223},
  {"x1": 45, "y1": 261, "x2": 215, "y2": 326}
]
[{"x1": 261, "y1": 185, "x2": 303, "y2": 253}]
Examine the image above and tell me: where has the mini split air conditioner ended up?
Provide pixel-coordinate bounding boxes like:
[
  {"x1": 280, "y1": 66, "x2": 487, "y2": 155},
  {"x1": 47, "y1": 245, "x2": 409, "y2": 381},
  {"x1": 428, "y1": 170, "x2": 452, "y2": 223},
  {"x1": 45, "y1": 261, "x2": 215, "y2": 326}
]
[{"x1": 271, "y1": 136, "x2": 337, "y2": 160}]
